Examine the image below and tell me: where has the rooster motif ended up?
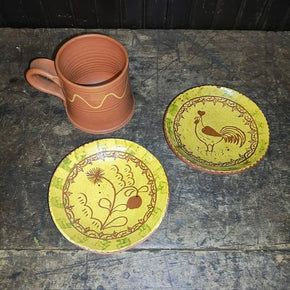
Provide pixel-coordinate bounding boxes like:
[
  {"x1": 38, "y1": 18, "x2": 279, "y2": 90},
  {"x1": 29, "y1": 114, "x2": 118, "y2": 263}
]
[{"x1": 194, "y1": 110, "x2": 246, "y2": 152}]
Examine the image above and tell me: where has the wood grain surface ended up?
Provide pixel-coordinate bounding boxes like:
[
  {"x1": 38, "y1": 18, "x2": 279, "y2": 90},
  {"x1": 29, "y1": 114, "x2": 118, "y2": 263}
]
[{"x1": 0, "y1": 28, "x2": 289, "y2": 289}]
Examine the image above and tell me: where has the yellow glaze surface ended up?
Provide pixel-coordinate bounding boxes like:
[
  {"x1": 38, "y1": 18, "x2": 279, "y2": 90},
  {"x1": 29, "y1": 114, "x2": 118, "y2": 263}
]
[
  {"x1": 49, "y1": 139, "x2": 169, "y2": 253},
  {"x1": 164, "y1": 85, "x2": 270, "y2": 174}
]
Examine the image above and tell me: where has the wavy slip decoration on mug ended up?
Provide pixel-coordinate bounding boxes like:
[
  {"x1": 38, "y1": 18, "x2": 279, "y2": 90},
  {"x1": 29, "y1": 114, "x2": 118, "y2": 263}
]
[
  {"x1": 26, "y1": 34, "x2": 134, "y2": 134},
  {"x1": 49, "y1": 139, "x2": 170, "y2": 254},
  {"x1": 164, "y1": 85, "x2": 270, "y2": 175}
]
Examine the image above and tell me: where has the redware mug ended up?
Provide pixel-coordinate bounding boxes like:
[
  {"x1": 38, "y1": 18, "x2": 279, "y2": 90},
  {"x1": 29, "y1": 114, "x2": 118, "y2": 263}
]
[{"x1": 26, "y1": 34, "x2": 135, "y2": 134}]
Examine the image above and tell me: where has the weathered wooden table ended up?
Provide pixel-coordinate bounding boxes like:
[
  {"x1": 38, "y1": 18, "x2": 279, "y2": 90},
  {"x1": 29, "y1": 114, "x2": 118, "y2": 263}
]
[{"x1": 0, "y1": 28, "x2": 289, "y2": 289}]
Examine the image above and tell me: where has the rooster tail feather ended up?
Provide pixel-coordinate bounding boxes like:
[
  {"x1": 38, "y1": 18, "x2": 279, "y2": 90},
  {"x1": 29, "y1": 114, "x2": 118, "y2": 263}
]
[{"x1": 220, "y1": 126, "x2": 246, "y2": 147}]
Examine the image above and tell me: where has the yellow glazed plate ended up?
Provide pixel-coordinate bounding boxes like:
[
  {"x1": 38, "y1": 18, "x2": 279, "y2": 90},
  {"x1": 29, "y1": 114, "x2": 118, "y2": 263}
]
[
  {"x1": 164, "y1": 85, "x2": 270, "y2": 174},
  {"x1": 49, "y1": 139, "x2": 169, "y2": 253}
]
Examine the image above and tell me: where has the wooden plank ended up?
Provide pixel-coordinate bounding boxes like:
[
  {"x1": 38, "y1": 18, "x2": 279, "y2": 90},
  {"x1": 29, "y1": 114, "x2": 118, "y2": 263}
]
[
  {"x1": 21, "y1": 0, "x2": 49, "y2": 28},
  {"x1": 122, "y1": 0, "x2": 144, "y2": 28},
  {"x1": 281, "y1": 5, "x2": 290, "y2": 30},
  {"x1": 189, "y1": 0, "x2": 218, "y2": 29},
  {"x1": 1, "y1": 250, "x2": 289, "y2": 289},
  {"x1": 234, "y1": 0, "x2": 268, "y2": 30},
  {"x1": 259, "y1": 0, "x2": 290, "y2": 30},
  {"x1": 144, "y1": 0, "x2": 167, "y2": 28},
  {"x1": 212, "y1": 0, "x2": 243, "y2": 29},
  {"x1": 69, "y1": 0, "x2": 97, "y2": 28},
  {"x1": 41, "y1": 0, "x2": 74, "y2": 27},
  {"x1": 95, "y1": 0, "x2": 121, "y2": 28},
  {"x1": 0, "y1": 0, "x2": 48, "y2": 28},
  {"x1": 0, "y1": 0, "x2": 289, "y2": 30},
  {"x1": 0, "y1": 12, "x2": 7, "y2": 27},
  {"x1": 166, "y1": 0, "x2": 193, "y2": 28},
  {"x1": 0, "y1": 0, "x2": 30, "y2": 27}
]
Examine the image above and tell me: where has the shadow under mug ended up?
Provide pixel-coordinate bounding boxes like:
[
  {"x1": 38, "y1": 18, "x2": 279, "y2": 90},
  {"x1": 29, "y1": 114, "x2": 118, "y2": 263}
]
[{"x1": 26, "y1": 34, "x2": 135, "y2": 134}]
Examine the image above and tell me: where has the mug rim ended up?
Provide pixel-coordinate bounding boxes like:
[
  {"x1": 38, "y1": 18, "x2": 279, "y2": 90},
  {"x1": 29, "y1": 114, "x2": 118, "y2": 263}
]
[{"x1": 55, "y1": 33, "x2": 129, "y2": 89}]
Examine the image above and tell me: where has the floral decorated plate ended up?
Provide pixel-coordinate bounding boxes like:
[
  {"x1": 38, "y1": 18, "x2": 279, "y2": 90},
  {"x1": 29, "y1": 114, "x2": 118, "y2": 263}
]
[
  {"x1": 49, "y1": 139, "x2": 169, "y2": 253},
  {"x1": 164, "y1": 85, "x2": 270, "y2": 174}
]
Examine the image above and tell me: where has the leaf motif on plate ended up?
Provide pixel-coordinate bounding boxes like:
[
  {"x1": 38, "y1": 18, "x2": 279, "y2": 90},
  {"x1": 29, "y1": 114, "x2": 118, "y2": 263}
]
[
  {"x1": 98, "y1": 198, "x2": 112, "y2": 210},
  {"x1": 112, "y1": 204, "x2": 127, "y2": 213},
  {"x1": 104, "y1": 216, "x2": 128, "y2": 229}
]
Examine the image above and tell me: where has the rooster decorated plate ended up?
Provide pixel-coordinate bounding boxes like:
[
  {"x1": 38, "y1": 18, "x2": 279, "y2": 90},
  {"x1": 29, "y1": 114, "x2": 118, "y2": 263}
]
[
  {"x1": 49, "y1": 139, "x2": 169, "y2": 253},
  {"x1": 164, "y1": 85, "x2": 270, "y2": 174}
]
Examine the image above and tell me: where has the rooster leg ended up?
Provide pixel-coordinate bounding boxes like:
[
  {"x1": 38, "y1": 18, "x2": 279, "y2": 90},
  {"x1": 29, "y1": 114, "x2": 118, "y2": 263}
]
[
  {"x1": 205, "y1": 144, "x2": 213, "y2": 152},
  {"x1": 208, "y1": 144, "x2": 214, "y2": 152}
]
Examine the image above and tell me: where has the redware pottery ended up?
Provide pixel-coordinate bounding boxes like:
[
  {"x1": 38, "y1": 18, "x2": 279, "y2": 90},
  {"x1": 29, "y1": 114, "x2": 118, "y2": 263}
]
[
  {"x1": 164, "y1": 85, "x2": 270, "y2": 175},
  {"x1": 49, "y1": 139, "x2": 170, "y2": 254},
  {"x1": 26, "y1": 34, "x2": 134, "y2": 134}
]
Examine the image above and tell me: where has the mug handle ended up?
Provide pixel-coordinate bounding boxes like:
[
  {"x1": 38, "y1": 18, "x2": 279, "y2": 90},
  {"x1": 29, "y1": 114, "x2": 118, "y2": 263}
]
[{"x1": 26, "y1": 58, "x2": 66, "y2": 107}]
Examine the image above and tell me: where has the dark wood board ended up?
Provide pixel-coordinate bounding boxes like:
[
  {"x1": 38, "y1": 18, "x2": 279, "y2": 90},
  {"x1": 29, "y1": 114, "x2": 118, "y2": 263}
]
[
  {"x1": 189, "y1": 0, "x2": 218, "y2": 29},
  {"x1": 165, "y1": 0, "x2": 193, "y2": 28},
  {"x1": 41, "y1": 0, "x2": 75, "y2": 28},
  {"x1": 95, "y1": 0, "x2": 122, "y2": 28},
  {"x1": 0, "y1": 0, "x2": 30, "y2": 27},
  {"x1": 234, "y1": 0, "x2": 268, "y2": 30},
  {"x1": 144, "y1": 0, "x2": 168, "y2": 28},
  {"x1": 70, "y1": 0, "x2": 98, "y2": 28},
  {"x1": 259, "y1": 0, "x2": 290, "y2": 30},
  {"x1": 0, "y1": 0, "x2": 290, "y2": 30},
  {"x1": 211, "y1": 0, "x2": 244, "y2": 29},
  {"x1": 122, "y1": 0, "x2": 144, "y2": 28}
]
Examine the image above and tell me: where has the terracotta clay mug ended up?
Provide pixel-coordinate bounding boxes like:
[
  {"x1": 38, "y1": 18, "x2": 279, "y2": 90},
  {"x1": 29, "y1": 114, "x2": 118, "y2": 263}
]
[{"x1": 26, "y1": 34, "x2": 135, "y2": 134}]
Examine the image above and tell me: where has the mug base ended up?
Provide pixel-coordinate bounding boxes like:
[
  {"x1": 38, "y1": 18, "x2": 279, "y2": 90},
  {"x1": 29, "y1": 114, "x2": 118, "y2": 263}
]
[{"x1": 66, "y1": 97, "x2": 135, "y2": 134}]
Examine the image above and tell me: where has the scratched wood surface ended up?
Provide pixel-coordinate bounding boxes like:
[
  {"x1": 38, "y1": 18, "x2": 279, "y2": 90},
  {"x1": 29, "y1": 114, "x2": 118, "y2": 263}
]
[{"x1": 0, "y1": 28, "x2": 289, "y2": 289}]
